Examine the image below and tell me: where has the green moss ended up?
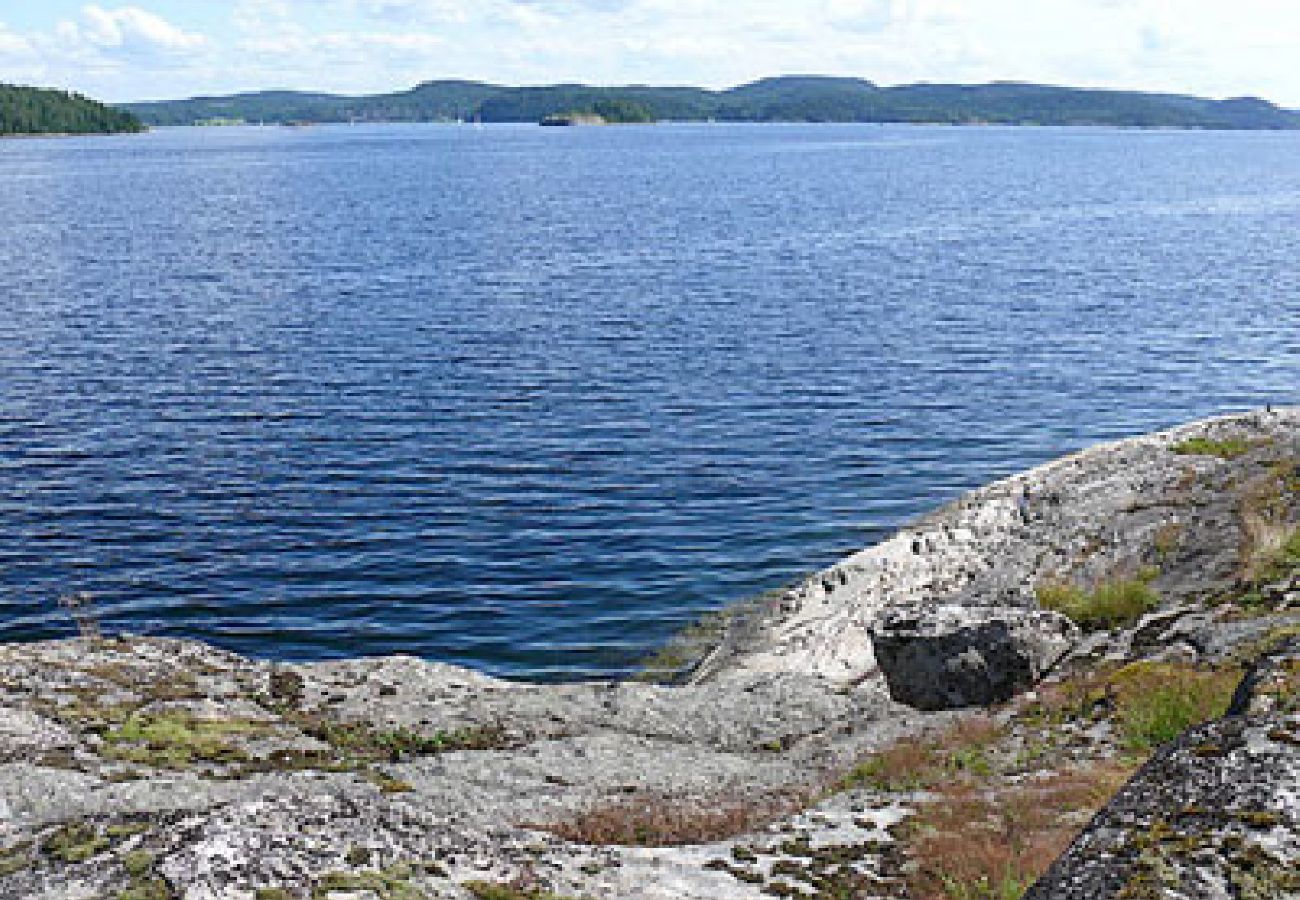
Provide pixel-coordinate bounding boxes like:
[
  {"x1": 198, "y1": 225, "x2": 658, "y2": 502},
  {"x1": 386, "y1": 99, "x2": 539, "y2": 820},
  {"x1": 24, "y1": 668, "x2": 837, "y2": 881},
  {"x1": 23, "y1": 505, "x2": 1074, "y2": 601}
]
[
  {"x1": 363, "y1": 769, "x2": 414, "y2": 793},
  {"x1": 947, "y1": 746, "x2": 994, "y2": 777},
  {"x1": 631, "y1": 577, "x2": 814, "y2": 684},
  {"x1": 105, "y1": 823, "x2": 151, "y2": 840},
  {"x1": 0, "y1": 841, "x2": 32, "y2": 877},
  {"x1": 298, "y1": 719, "x2": 507, "y2": 763},
  {"x1": 116, "y1": 876, "x2": 175, "y2": 900},
  {"x1": 1227, "y1": 844, "x2": 1300, "y2": 899},
  {"x1": 102, "y1": 713, "x2": 266, "y2": 768},
  {"x1": 122, "y1": 850, "x2": 155, "y2": 877},
  {"x1": 1037, "y1": 574, "x2": 1160, "y2": 631},
  {"x1": 42, "y1": 822, "x2": 109, "y2": 863},
  {"x1": 1234, "y1": 809, "x2": 1282, "y2": 828},
  {"x1": 47, "y1": 699, "x2": 138, "y2": 731},
  {"x1": 1170, "y1": 436, "x2": 1257, "y2": 460},
  {"x1": 629, "y1": 609, "x2": 737, "y2": 684},
  {"x1": 255, "y1": 890, "x2": 294, "y2": 900},
  {"x1": 312, "y1": 868, "x2": 429, "y2": 900},
  {"x1": 731, "y1": 845, "x2": 758, "y2": 863}
]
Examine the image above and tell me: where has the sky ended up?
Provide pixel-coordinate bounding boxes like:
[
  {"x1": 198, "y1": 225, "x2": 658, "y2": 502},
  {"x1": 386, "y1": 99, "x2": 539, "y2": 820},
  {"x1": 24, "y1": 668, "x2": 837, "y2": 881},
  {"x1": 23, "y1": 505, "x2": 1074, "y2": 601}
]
[{"x1": 1, "y1": 0, "x2": 1298, "y2": 105}]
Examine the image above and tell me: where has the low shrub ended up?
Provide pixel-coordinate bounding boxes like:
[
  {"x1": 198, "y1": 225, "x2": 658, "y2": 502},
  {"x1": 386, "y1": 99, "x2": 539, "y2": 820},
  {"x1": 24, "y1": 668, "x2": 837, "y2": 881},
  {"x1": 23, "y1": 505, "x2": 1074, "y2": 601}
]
[
  {"x1": 1109, "y1": 661, "x2": 1240, "y2": 750},
  {"x1": 1024, "y1": 661, "x2": 1239, "y2": 752}
]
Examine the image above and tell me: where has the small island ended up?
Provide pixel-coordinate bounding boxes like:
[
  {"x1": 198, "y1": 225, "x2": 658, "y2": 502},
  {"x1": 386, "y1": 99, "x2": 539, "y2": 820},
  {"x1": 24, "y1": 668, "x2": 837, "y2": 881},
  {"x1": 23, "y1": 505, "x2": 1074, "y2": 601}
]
[
  {"x1": 540, "y1": 112, "x2": 607, "y2": 126},
  {"x1": 1, "y1": 84, "x2": 144, "y2": 137},
  {"x1": 540, "y1": 99, "x2": 656, "y2": 126}
]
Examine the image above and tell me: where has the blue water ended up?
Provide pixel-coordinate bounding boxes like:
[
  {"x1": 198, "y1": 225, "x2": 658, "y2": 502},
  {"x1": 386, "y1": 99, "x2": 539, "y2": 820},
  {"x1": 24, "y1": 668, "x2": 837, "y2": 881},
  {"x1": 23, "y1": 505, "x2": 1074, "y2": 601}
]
[{"x1": 1, "y1": 123, "x2": 1297, "y2": 679}]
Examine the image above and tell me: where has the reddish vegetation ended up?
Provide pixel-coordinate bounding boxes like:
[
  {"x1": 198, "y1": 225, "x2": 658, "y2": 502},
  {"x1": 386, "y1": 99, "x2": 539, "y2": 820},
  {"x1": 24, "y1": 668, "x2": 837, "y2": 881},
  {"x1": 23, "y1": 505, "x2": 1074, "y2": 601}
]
[{"x1": 907, "y1": 765, "x2": 1135, "y2": 899}]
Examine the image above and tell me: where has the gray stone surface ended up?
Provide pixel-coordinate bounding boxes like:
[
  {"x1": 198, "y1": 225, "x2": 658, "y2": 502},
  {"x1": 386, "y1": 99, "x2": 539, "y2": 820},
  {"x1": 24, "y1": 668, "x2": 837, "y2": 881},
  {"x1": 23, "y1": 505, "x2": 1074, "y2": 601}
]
[
  {"x1": 870, "y1": 604, "x2": 1078, "y2": 710},
  {"x1": 1025, "y1": 639, "x2": 1300, "y2": 900}
]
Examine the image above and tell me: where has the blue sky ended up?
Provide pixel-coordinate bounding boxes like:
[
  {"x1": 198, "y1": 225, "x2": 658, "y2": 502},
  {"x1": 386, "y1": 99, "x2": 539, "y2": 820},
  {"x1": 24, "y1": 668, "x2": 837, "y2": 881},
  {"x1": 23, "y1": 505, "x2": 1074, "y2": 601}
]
[{"x1": 1, "y1": 1, "x2": 1298, "y2": 105}]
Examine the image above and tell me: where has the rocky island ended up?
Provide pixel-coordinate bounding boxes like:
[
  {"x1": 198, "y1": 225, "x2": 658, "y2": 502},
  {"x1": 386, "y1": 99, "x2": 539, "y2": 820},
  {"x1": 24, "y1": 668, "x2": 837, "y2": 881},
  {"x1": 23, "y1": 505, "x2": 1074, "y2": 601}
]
[
  {"x1": 540, "y1": 113, "x2": 608, "y2": 127},
  {"x1": 1, "y1": 409, "x2": 1296, "y2": 899}
]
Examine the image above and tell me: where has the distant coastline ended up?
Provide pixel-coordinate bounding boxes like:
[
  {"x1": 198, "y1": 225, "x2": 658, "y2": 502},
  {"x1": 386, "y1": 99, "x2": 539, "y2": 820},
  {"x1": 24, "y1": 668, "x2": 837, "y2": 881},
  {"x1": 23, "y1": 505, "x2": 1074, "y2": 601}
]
[
  {"x1": 0, "y1": 130, "x2": 146, "y2": 140},
  {"x1": 120, "y1": 75, "x2": 1300, "y2": 131}
]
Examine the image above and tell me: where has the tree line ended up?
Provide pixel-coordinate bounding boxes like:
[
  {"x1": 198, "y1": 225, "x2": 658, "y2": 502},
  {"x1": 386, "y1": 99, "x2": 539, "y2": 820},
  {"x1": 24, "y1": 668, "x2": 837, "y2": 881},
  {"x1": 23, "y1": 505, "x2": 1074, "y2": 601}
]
[
  {"x1": 1, "y1": 84, "x2": 144, "y2": 136},
  {"x1": 122, "y1": 76, "x2": 1300, "y2": 130}
]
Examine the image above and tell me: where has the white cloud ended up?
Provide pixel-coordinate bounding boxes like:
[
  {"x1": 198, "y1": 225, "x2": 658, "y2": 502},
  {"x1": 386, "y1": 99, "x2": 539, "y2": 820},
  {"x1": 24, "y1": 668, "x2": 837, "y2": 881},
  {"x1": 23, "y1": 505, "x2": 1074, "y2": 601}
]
[
  {"x1": 9, "y1": 0, "x2": 1300, "y2": 106},
  {"x1": 241, "y1": 30, "x2": 443, "y2": 57},
  {"x1": 59, "y1": 5, "x2": 207, "y2": 55},
  {"x1": 0, "y1": 21, "x2": 34, "y2": 56}
]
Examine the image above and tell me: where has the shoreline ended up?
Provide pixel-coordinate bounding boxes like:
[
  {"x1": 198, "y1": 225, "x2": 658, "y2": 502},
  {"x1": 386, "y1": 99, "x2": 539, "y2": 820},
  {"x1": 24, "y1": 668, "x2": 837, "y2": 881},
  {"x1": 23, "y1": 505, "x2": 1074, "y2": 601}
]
[
  {"x1": 0, "y1": 407, "x2": 1295, "y2": 899},
  {"x1": 110, "y1": 120, "x2": 1300, "y2": 132},
  {"x1": 0, "y1": 129, "x2": 147, "y2": 140},
  {"x1": 661, "y1": 406, "x2": 1299, "y2": 685}
]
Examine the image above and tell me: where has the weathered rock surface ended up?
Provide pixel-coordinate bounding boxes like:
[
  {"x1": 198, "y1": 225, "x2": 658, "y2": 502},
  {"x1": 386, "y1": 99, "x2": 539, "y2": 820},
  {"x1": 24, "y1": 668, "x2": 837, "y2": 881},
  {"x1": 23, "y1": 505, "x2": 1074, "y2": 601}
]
[
  {"x1": 870, "y1": 605, "x2": 1079, "y2": 710},
  {"x1": 0, "y1": 635, "x2": 925, "y2": 899},
  {"x1": 693, "y1": 407, "x2": 1300, "y2": 685},
  {"x1": 0, "y1": 408, "x2": 1294, "y2": 899},
  {"x1": 1025, "y1": 638, "x2": 1300, "y2": 900}
]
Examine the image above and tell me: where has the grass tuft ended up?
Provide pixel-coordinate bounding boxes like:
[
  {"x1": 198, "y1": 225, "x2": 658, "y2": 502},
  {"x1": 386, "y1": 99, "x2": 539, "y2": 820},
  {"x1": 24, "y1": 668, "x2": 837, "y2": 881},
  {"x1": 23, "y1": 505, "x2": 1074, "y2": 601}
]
[
  {"x1": 1251, "y1": 528, "x2": 1300, "y2": 586},
  {"x1": 1037, "y1": 574, "x2": 1159, "y2": 631},
  {"x1": 1109, "y1": 661, "x2": 1240, "y2": 750},
  {"x1": 840, "y1": 716, "x2": 1003, "y2": 792}
]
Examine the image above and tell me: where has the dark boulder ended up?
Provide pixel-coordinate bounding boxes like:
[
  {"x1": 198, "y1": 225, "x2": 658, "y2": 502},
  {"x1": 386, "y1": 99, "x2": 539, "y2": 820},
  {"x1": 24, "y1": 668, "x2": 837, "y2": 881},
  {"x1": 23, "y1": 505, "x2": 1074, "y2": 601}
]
[{"x1": 869, "y1": 604, "x2": 1078, "y2": 710}]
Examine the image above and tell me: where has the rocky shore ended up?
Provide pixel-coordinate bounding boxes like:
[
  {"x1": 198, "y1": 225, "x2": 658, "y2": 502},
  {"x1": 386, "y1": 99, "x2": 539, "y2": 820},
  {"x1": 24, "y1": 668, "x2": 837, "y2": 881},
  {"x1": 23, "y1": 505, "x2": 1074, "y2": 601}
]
[{"x1": 1, "y1": 409, "x2": 1296, "y2": 899}]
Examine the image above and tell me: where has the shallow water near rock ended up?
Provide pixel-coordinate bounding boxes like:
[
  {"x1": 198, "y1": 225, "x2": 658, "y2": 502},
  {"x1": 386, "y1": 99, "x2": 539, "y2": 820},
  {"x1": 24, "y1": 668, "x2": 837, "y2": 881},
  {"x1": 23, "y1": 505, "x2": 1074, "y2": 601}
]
[{"x1": 1, "y1": 123, "x2": 1297, "y2": 679}]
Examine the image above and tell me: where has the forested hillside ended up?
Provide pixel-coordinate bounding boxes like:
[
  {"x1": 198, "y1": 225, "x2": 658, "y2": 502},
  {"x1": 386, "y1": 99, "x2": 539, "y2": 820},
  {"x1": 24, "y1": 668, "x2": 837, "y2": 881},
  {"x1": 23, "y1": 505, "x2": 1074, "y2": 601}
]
[
  {"x1": 1, "y1": 84, "x2": 144, "y2": 136},
  {"x1": 122, "y1": 76, "x2": 1300, "y2": 129}
]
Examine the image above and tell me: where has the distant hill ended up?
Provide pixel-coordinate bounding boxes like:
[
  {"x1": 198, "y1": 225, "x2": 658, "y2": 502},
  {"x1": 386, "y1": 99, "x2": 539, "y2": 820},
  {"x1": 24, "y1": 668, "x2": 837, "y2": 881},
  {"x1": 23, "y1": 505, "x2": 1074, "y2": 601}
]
[
  {"x1": 120, "y1": 76, "x2": 1300, "y2": 130},
  {"x1": 1, "y1": 84, "x2": 144, "y2": 136}
]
